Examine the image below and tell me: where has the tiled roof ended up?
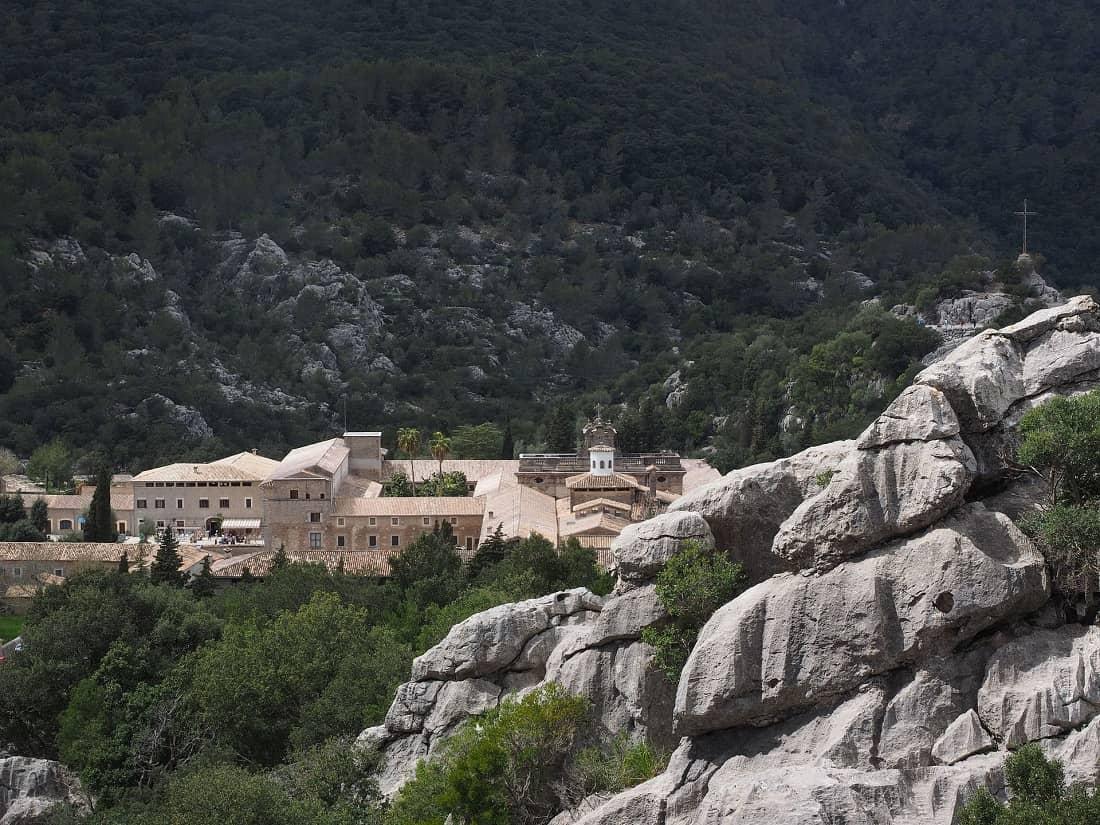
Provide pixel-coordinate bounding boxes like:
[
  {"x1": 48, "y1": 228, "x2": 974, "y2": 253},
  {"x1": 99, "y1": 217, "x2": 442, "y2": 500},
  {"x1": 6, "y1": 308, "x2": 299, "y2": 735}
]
[
  {"x1": 264, "y1": 438, "x2": 349, "y2": 481},
  {"x1": 133, "y1": 463, "x2": 261, "y2": 483},
  {"x1": 565, "y1": 472, "x2": 647, "y2": 491},
  {"x1": 559, "y1": 511, "x2": 630, "y2": 537},
  {"x1": 571, "y1": 497, "x2": 632, "y2": 513},
  {"x1": 212, "y1": 549, "x2": 404, "y2": 578},
  {"x1": 211, "y1": 451, "x2": 281, "y2": 478},
  {"x1": 0, "y1": 542, "x2": 144, "y2": 562},
  {"x1": 480, "y1": 484, "x2": 558, "y2": 543},
  {"x1": 19, "y1": 494, "x2": 91, "y2": 510},
  {"x1": 333, "y1": 496, "x2": 485, "y2": 517},
  {"x1": 381, "y1": 459, "x2": 520, "y2": 483}
]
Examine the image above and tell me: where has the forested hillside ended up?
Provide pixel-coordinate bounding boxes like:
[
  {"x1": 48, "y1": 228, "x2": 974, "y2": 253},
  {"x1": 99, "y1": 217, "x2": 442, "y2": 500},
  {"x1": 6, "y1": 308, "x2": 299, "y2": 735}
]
[{"x1": 0, "y1": 0, "x2": 1094, "y2": 471}]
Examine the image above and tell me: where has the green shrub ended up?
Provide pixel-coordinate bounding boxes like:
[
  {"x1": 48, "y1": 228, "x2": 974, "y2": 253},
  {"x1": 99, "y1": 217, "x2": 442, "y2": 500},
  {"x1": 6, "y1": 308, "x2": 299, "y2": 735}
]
[
  {"x1": 386, "y1": 684, "x2": 590, "y2": 825},
  {"x1": 641, "y1": 540, "x2": 745, "y2": 680},
  {"x1": 957, "y1": 744, "x2": 1100, "y2": 824},
  {"x1": 568, "y1": 733, "x2": 669, "y2": 798}
]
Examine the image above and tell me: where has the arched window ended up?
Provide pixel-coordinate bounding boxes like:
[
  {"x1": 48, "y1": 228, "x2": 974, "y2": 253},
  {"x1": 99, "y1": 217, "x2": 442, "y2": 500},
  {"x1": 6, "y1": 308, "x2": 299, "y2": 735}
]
[{"x1": 59, "y1": 519, "x2": 73, "y2": 531}]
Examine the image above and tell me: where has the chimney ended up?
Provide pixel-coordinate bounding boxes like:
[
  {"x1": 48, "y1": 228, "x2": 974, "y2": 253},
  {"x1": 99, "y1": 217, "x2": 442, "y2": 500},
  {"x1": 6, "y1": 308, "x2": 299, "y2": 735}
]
[
  {"x1": 251, "y1": 448, "x2": 258, "y2": 455},
  {"x1": 646, "y1": 464, "x2": 657, "y2": 498}
]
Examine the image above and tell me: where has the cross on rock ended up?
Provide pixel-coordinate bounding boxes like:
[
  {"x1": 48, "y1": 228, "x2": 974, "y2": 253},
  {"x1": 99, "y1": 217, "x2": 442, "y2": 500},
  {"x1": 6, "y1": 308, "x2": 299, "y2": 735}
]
[{"x1": 1015, "y1": 199, "x2": 1038, "y2": 255}]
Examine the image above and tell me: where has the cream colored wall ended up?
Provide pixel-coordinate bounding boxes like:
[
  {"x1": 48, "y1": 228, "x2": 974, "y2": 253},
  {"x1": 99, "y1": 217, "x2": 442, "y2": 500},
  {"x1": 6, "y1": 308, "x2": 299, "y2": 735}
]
[{"x1": 132, "y1": 481, "x2": 263, "y2": 534}]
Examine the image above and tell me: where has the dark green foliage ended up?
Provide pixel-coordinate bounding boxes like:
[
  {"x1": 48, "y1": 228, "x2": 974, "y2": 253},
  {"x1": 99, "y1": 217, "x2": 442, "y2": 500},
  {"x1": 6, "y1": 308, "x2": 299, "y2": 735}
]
[
  {"x1": 190, "y1": 556, "x2": 217, "y2": 599},
  {"x1": 450, "y1": 423, "x2": 503, "y2": 459},
  {"x1": 83, "y1": 466, "x2": 117, "y2": 542},
  {"x1": 0, "y1": 495, "x2": 45, "y2": 540},
  {"x1": 387, "y1": 684, "x2": 590, "y2": 825},
  {"x1": 566, "y1": 734, "x2": 669, "y2": 802},
  {"x1": 501, "y1": 422, "x2": 515, "y2": 460},
  {"x1": 388, "y1": 523, "x2": 464, "y2": 606},
  {"x1": 29, "y1": 497, "x2": 49, "y2": 533},
  {"x1": 150, "y1": 527, "x2": 185, "y2": 587},
  {"x1": 1016, "y1": 392, "x2": 1100, "y2": 601},
  {"x1": 642, "y1": 540, "x2": 745, "y2": 680},
  {"x1": 956, "y1": 745, "x2": 1100, "y2": 824},
  {"x1": 545, "y1": 405, "x2": 578, "y2": 453},
  {"x1": 0, "y1": 494, "x2": 26, "y2": 524}
]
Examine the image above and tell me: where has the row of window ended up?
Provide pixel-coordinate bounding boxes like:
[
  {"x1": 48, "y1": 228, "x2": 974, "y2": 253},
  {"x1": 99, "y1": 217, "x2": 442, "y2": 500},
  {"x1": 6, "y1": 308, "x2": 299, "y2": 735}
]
[
  {"x1": 140, "y1": 481, "x2": 253, "y2": 487},
  {"x1": 288, "y1": 489, "x2": 325, "y2": 500},
  {"x1": 137, "y1": 498, "x2": 252, "y2": 510},
  {"x1": 329, "y1": 516, "x2": 459, "y2": 527},
  {"x1": 309, "y1": 533, "x2": 477, "y2": 550},
  {"x1": 1, "y1": 566, "x2": 64, "y2": 578}
]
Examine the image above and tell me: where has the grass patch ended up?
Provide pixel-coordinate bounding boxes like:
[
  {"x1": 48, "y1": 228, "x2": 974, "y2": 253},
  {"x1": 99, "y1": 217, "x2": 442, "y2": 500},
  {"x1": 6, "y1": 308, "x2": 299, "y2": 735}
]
[{"x1": 0, "y1": 615, "x2": 24, "y2": 641}]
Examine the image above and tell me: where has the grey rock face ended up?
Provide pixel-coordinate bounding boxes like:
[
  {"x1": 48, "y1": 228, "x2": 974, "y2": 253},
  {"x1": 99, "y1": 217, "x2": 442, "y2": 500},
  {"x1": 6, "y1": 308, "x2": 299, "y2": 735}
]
[
  {"x1": 856, "y1": 385, "x2": 960, "y2": 449},
  {"x1": 977, "y1": 626, "x2": 1100, "y2": 747},
  {"x1": 611, "y1": 512, "x2": 714, "y2": 585},
  {"x1": 932, "y1": 710, "x2": 995, "y2": 765},
  {"x1": 0, "y1": 757, "x2": 90, "y2": 825},
  {"x1": 916, "y1": 331, "x2": 1026, "y2": 432},
  {"x1": 677, "y1": 505, "x2": 1048, "y2": 735},
  {"x1": 670, "y1": 440, "x2": 854, "y2": 582},
  {"x1": 772, "y1": 436, "x2": 976, "y2": 571}
]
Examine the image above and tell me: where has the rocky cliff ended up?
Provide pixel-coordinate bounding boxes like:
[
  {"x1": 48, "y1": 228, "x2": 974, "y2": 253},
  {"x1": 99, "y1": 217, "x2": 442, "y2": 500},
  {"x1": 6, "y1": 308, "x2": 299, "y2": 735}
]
[
  {"x1": 365, "y1": 295, "x2": 1100, "y2": 822},
  {"x1": 0, "y1": 756, "x2": 90, "y2": 825}
]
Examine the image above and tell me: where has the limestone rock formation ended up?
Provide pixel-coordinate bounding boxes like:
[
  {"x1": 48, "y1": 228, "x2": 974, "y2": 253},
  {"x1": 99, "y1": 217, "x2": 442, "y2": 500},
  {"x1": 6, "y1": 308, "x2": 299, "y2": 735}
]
[
  {"x1": 670, "y1": 439, "x2": 854, "y2": 582},
  {"x1": 366, "y1": 297, "x2": 1100, "y2": 823},
  {"x1": 0, "y1": 757, "x2": 90, "y2": 825},
  {"x1": 677, "y1": 505, "x2": 1048, "y2": 734}
]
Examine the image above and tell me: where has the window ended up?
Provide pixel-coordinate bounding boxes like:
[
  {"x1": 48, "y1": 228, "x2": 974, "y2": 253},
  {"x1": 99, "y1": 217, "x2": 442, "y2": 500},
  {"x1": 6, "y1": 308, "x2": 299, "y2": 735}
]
[
  {"x1": 309, "y1": 512, "x2": 321, "y2": 523},
  {"x1": 391, "y1": 517, "x2": 400, "y2": 526},
  {"x1": 219, "y1": 498, "x2": 230, "y2": 509},
  {"x1": 199, "y1": 498, "x2": 209, "y2": 509},
  {"x1": 423, "y1": 517, "x2": 430, "y2": 526},
  {"x1": 337, "y1": 535, "x2": 346, "y2": 548},
  {"x1": 117, "y1": 521, "x2": 126, "y2": 533},
  {"x1": 305, "y1": 492, "x2": 311, "y2": 500},
  {"x1": 390, "y1": 535, "x2": 400, "y2": 547},
  {"x1": 337, "y1": 517, "x2": 345, "y2": 527},
  {"x1": 54, "y1": 567, "x2": 64, "y2": 577},
  {"x1": 156, "y1": 520, "x2": 165, "y2": 528},
  {"x1": 155, "y1": 499, "x2": 166, "y2": 509},
  {"x1": 450, "y1": 517, "x2": 457, "y2": 524},
  {"x1": 59, "y1": 519, "x2": 73, "y2": 531},
  {"x1": 12, "y1": 567, "x2": 22, "y2": 578},
  {"x1": 176, "y1": 498, "x2": 184, "y2": 509},
  {"x1": 136, "y1": 499, "x2": 147, "y2": 509},
  {"x1": 175, "y1": 520, "x2": 185, "y2": 528},
  {"x1": 245, "y1": 498, "x2": 253, "y2": 509},
  {"x1": 466, "y1": 537, "x2": 474, "y2": 552},
  {"x1": 657, "y1": 475, "x2": 667, "y2": 483},
  {"x1": 319, "y1": 492, "x2": 326, "y2": 499},
  {"x1": 369, "y1": 517, "x2": 376, "y2": 526},
  {"x1": 290, "y1": 489, "x2": 299, "y2": 500},
  {"x1": 368, "y1": 535, "x2": 378, "y2": 547},
  {"x1": 309, "y1": 532, "x2": 322, "y2": 548}
]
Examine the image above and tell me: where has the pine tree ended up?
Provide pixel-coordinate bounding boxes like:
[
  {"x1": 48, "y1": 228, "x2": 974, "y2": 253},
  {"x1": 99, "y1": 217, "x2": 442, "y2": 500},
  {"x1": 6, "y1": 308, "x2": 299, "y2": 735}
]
[
  {"x1": 83, "y1": 466, "x2": 116, "y2": 542},
  {"x1": 545, "y1": 404, "x2": 577, "y2": 452},
  {"x1": 29, "y1": 498, "x2": 49, "y2": 534},
  {"x1": 190, "y1": 555, "x2": 217, "y2": 598},
  {"x1": 501, "y1": 421, "x2": 515, "y2": 459},
  {"x1": 271, "y1": 544, "x2": 289, "y2": 571},
  {"x1": 150, "y1": 526, "x2": 185, "y2": 586}
]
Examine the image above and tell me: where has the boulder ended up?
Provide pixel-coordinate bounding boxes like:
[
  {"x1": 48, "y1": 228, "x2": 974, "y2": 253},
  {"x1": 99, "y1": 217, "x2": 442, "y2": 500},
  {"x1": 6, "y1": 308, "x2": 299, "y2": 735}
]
[
  {"x1": 676, "y1": 505, "x2": 1049, "y2": 735},
  {"x1": 932, "y1": 710, "x2": 995, "y2": 765},
  {"x1": 612, "y1": 512, "x2": 714, "y2": 585},
  {"x1": 0, "y1": 757, "x2": 90, "y2": 825},
  {"x1": 1000, "y1": 294, "x2": 1100, "y2": 341},
  {"x1": 772, "y1": 436, "x2": 976, "y2": 571},
  {"x1": 916, "y1": 330, "x2": 1025, "y2": 432},
  {"x1": 670, "y1": 440, "x2": 854, "y2": 582},
  {"x1": 1021, "y1": 328, "x2": 1100, "y2": 395},
  {"x1": 977, "y1": 626, "x2": 1100, "y2": 747},
  {"x1": 856, "y1": 385, "x2": 960, "y2": 449},
  {"x1": 411, "y1": 588, "x2": 603, "y2": 681}
]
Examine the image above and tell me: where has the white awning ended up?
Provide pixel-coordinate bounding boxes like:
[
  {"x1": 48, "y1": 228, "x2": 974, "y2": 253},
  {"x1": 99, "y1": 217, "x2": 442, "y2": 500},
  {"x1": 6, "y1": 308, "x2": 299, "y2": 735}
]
[{"x1": 219, "y1": 518, "x2": 262, "y2": 530}]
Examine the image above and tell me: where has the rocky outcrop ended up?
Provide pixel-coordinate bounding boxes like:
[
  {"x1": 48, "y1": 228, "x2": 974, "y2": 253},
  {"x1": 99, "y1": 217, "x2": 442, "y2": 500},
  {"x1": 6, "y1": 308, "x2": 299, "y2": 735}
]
[
  {"x1": 0, "y1": 757, "x2": 90, "y2": 825},
  {"x1": 676, "y1": 505, "x2": 1048, "y2": 734},
  {"x1": 670, "y1": 439, "x2": 853, "y2": 582},
  {"x1": 369, "y1": 298, "x2": 1100, "y2": 823}
]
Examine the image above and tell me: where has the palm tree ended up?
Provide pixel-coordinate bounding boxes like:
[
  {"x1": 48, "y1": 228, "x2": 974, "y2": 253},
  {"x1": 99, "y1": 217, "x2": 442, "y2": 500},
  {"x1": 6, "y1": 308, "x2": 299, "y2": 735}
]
[
  {"x1": 397, "y1": 428, "x2": 421, "y2": 495},
  {"x1": 430, "y1": 431, "x2": 452, "y2": 479}
]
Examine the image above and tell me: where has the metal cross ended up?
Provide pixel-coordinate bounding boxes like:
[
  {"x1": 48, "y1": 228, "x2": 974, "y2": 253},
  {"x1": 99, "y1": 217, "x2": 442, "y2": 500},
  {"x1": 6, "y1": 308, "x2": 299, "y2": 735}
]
[{"x1": 1015, "y1": 199, "x2": 1038, "y2": 254}]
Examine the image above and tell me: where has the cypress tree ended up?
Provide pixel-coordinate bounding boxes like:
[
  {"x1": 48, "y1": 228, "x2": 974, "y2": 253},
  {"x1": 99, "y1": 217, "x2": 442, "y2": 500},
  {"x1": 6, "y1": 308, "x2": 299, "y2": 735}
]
[
  {"x1": 501, "y1": 421, "x2": 515, "y2": 459},
  {"x1": 271, "y1": 544, "x2": 289, "y2": 571},
  {"x1": 545, "y1": 404, "x2": 577, "y2": 452},
  {"x1": 190, "y1": 555, "x2": 217, "y2": 598},
  {"x1": 150, "y1": 526, "x2": 185, "y2": 586},
  {"x1": 29, "y1": 498, "x2": 49, "y2": 534},
  {"x1": 117, "y1": 551, "x2": 129, "y2": 574},
  {"x1": 83, "y1": 466, "x2": 116, "y2": 542}
]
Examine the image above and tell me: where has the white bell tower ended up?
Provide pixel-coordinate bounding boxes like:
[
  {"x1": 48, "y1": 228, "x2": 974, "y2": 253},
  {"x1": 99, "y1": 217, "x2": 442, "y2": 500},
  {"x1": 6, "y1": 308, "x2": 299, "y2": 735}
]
[{"x1": 589, "y1": 444, "x2": 615, "y2": 477}]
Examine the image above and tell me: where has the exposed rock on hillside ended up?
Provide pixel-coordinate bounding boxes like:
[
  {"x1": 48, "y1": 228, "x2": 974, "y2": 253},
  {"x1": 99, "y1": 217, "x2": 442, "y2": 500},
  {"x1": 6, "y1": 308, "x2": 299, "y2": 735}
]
[
  {"x1": 0, "y1": 757, "x2": 90, "y2": 825},
  {"x1": 365, "y1": 297, "x2": 1100, "y2": 822}
]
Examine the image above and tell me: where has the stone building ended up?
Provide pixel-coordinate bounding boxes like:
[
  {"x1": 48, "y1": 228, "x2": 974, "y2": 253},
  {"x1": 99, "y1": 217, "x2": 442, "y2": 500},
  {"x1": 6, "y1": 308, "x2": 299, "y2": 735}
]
[
  {"x1": 130, "y1": 451, "x2": 278, "y2": 540},
  {"x1": 0, "y1": 542, "x2": 146, "y2": 613},
  {"x1": 18, "y1": 493, "x2": 135, "y2": 537}
]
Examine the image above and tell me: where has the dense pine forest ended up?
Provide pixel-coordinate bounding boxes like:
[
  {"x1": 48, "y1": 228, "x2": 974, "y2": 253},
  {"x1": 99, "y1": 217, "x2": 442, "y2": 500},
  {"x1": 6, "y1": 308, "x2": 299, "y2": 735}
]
[{"x1": 1, "y1": 0, "x2": 1096, "y2": 471}]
